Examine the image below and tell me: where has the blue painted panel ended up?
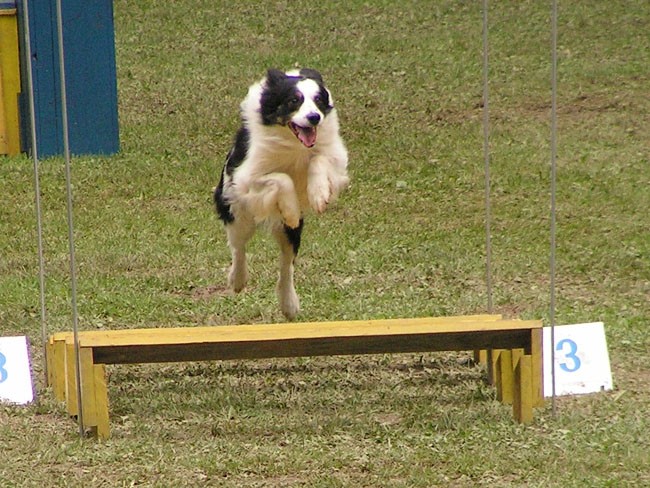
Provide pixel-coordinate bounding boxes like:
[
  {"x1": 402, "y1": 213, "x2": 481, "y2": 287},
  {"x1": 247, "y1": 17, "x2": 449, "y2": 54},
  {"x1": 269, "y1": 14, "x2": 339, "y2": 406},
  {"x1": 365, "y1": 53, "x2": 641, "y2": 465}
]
[
  {"x1": 61, "y1": 0, "x2": 119, "y2": 156},
  {"x1": 17, "y1": 0, "x2": 61, "y2": 156},
  {"x1": 17, "y1": 0, "x2": 119, "y2": 157}
]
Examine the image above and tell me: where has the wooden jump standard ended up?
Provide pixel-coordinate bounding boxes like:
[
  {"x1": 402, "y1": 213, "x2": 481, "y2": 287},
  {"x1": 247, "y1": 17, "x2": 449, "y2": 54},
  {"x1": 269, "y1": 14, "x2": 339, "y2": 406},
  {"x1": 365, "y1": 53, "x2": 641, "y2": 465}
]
[{"x1": 46, "y1": 314, "x2": 543, "y2": 439}]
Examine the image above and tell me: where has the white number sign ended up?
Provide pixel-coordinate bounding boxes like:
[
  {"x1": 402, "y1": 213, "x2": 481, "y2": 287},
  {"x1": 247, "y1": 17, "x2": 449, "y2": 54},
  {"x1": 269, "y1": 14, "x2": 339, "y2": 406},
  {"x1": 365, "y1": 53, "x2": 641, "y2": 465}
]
[
  {"x1": 0, "y1": 336, "x2": 34, "y2": 405},
  {"x1": 543, "y1": 322, "x2": 613, "y2": 397}
]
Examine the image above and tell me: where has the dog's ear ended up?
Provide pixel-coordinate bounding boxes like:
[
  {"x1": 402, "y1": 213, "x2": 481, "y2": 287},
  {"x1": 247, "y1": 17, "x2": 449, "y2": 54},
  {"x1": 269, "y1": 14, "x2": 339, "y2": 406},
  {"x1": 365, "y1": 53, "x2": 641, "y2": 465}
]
[
  {"x1": 266, "y1": 69, "x2": 287, "y2": 86},
  {"x1": 299, "y1": 68, "x2": 324, "y2": 84}
]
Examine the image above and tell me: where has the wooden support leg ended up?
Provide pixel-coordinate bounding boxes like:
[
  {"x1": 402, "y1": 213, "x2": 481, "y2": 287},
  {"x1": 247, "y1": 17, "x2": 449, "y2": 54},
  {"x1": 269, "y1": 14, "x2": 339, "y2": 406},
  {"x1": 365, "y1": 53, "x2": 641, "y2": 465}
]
[
  {"x1": 510, "y1": 348, "x2": 524, "y2": 411},
  {"x1": 52, "y1": 335, "x2": 67, "y2": 402},
  {"x1": 46, "y1": 337, "x2": 54, "y2": 387},
  {"x1": 513, "y1": 354, "x2": 534, "y2": 423},
  {"x1": 0, "y1": 65, "x2": 7, "y2": 155},
  {"x1": 473, "y1": 349, "x2": 488, "y2": 365},
  {"x1": 511, "y1": 348, "x2": 524, "y2": 375},
  {"x1": 51, "y1": 336, "x2": 68, "y2": 402},
  {"x1": 488, "y1": 349, "x2": 499, "y2": 385},
  {"x1": 79, "y1": 347, "x2": 98, "y2": 435},
  {"x1": 93, "y1": 363, "x2": 110, "y2": 439},
  {"x1": 65, "y1": 341, "x2": 78, "y2": 417},
  {"x1": 496, "y1": 349, "x2": 514, "y2": 404},
  {"x1": 531, "y1": 328, "x2": 544, "y2": 407},
  {"x1": 79, "y1": 348, "x2": 110, "y2": 439},
  {"x1": 62, "y1": 342, "x2": 110, "y2": 439}
]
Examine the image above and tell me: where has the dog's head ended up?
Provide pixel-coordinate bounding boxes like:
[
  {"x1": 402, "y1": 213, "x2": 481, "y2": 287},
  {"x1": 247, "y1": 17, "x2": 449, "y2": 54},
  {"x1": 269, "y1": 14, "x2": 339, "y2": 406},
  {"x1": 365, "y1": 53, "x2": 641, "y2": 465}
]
[{"x1": 259, "y1": 68, "x2": 334, "y2": 148}]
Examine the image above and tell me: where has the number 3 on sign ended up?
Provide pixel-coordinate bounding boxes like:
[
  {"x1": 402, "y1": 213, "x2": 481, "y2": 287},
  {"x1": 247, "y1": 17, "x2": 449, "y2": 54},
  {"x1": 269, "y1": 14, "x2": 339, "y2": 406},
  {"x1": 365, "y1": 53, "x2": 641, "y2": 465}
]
[
  {"x1": 0, "y1": 352, "x2": 8, "y2": 383},
  {"x1": 556, "y1": 338, "x2": 581, "y2": 373}
]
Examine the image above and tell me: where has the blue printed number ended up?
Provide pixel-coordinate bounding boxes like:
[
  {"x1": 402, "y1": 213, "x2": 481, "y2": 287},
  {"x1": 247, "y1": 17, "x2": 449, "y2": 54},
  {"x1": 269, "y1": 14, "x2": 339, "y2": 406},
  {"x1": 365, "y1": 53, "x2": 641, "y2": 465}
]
[
  {"x1": 557, "y1": 339, "x2": 581, "y2": 373},
  {"x1": 0, "y1": 352, "x2": 7, "y2": 383}
]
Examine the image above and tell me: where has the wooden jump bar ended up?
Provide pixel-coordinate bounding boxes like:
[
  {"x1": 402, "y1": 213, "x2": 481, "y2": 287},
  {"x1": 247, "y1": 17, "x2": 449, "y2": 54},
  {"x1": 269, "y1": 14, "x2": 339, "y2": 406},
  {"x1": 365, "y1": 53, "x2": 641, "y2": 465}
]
[{"x1": 46, "y1": 314, "x2": 543, "y2": 439}]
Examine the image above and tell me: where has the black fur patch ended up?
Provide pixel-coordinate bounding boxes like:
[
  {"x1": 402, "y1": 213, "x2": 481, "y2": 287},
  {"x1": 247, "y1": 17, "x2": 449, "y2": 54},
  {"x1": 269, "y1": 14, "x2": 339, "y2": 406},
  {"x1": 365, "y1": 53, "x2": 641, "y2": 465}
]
[
  {"x1": 299, "y1": 68, "x2": 323, "y2": 83},
  {"x1": 284, "y1": 219, "x2": 304, "y2": 255},
  {"x1": 260, "y1": 70, "x2": 302, "y2": 126},
  {"x1": 314, "y1": 85, "x2": 332, "y2": 116},
  {"x1": 214, "y1": 126, "x2": 250, "y2": 223},
  {"x1": 225, "y1": 126, "x2": 250, "y2": 176},
  {"x1": 214, "y1": 174, "x2": 232, "y2": 224}
]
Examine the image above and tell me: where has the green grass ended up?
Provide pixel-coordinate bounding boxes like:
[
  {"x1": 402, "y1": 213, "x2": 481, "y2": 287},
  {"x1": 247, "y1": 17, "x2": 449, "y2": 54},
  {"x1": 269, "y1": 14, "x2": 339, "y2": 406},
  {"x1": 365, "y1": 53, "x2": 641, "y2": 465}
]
[{"x1": 1, "y1": 0, "x2": 649, "y2": 486}]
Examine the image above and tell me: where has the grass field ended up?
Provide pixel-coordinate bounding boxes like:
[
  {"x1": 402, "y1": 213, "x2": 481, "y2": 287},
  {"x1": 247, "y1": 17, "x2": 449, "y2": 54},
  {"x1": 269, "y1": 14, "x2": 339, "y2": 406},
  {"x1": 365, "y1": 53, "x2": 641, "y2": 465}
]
[{"x1": 1, "y1": 1, "x2": 649, "y2": 486}]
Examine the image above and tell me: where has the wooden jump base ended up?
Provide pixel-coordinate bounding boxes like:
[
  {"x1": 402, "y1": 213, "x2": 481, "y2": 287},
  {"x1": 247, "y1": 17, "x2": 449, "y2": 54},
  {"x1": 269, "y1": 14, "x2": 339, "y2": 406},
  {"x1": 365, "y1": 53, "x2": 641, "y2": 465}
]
[{"x1": 46, "y1": 314, "x2": 543, "y2": 439}]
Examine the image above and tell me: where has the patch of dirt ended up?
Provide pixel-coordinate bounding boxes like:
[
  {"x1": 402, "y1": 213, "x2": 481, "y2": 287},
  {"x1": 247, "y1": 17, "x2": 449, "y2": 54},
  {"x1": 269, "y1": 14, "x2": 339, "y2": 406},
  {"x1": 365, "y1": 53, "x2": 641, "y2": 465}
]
[
  {"x1": 190, "y1": 284, "x2": 233, "y2": 300},
  {"x1": 374, "y1": 412, "x2": 403, "y2": 427},
  {"x1": 427, "y1": 92, "x2": 646, "y2": 130},
  {"x1": 521, "y1": 93, "x2": 632, "y2": 119}
]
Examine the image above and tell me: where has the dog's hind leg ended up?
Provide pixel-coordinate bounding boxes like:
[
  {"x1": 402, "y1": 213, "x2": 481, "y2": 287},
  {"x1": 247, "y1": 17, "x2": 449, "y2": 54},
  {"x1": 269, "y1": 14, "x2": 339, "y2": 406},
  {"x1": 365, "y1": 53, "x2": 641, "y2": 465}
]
[
  {"x1": 225, "y1": 216, "x2": 256, "y2": 293},
  {"x1": 272, "y1": 220, "x2": 303, "y2": 320}
]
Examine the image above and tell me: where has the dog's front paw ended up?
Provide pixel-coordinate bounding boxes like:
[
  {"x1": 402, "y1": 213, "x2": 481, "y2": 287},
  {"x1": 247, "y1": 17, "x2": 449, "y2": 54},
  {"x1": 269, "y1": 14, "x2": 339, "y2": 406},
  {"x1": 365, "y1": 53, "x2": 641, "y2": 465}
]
[
  {"x1": 228, "y1": 264, "x2": 248, "y2": 293},
  {"x1": 278, "y1": 285, "x2": 300, "y2": 320},
  {"x1": 308, "y1": 181, "x2": 331, "y2": 214}
]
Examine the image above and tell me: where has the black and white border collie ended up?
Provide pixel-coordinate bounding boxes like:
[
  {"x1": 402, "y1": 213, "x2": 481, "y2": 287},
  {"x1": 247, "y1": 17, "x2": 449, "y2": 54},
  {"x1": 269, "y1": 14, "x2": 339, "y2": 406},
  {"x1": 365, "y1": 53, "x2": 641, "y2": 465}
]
[{"x1": 214, "y1": 68, "x2": 349, "y2": 319}]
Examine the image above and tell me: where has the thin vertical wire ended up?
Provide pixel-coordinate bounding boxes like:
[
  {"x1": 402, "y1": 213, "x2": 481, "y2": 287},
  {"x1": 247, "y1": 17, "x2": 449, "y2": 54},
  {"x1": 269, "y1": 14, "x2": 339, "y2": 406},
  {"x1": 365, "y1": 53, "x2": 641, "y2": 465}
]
[
  {"x1": 55, "y1": 0, "x2": 84, "y2": 437},
  {"x1": 482, "y1": 0, "x2": 493, "y2": 313},
  {"x1": 21, "y1": 0, "x2": 48, "y2": 381},
  {"x1": 549, "y1": 0, "x2": 559, "y2": 416}
]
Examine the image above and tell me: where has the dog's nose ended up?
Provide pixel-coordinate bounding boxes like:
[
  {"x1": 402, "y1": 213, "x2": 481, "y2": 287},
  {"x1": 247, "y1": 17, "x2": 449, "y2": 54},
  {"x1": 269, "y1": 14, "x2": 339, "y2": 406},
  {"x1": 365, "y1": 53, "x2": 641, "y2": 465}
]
[{"x1": 306, "y1": 113, "x2": 321, "y2": 126}]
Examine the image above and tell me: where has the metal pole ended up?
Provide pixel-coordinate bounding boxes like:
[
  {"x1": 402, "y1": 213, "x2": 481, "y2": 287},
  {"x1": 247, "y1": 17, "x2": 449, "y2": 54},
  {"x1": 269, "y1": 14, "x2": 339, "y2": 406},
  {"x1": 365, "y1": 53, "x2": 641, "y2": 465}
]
[
  {"x1": 549, "y1": 0, "x2": 559, "y2": 416},
  {"x1": 21, "y1": 0, "x2": 49, "y2": 382},
  {"x1": 55, "y1": 0, "x2": 84, "y2": 436},
  {"x1": 482, "y1": 0, "x2": 493, "y2": 314}
]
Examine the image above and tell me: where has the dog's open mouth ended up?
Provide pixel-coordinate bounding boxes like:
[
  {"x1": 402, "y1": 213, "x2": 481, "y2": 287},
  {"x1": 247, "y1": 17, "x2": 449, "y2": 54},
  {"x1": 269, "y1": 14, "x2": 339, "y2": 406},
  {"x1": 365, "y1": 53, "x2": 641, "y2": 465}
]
[{"x1": 289, "y1": 122, "x2": 317, "y2": 148}]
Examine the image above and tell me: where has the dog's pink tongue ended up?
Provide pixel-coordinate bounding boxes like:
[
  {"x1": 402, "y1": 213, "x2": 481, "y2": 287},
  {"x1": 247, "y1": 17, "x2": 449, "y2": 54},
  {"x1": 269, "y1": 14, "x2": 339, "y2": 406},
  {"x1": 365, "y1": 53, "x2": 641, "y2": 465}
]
[{"x1": 298, "y1": 126, "x2": 317, "y2": 147}]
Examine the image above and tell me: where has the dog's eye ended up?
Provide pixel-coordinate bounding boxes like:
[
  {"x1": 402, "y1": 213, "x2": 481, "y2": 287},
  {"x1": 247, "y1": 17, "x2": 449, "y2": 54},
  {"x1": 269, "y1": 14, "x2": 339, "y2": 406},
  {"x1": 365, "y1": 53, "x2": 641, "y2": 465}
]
[
  {"x1": 288, "y1": 93, "x2": 303, "y2": 107},
  {"x1": 313, "y1": 94, "x2": 322, "y2": 103}
]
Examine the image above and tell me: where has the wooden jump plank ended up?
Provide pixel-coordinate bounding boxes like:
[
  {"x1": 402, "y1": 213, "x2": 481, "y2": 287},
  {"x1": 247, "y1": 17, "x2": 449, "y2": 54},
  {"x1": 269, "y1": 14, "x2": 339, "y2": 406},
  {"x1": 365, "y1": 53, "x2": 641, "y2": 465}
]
[
  {"x1": 91, "y1": 325, "x2": 538, "y2": 365},
  {"x1": 47, "y1": 314, "x2": 544, "y2": 438},
  {"x1": 77, "y1": 315, "x2": 510, "y2": 346},
  {"x1": 76, "y1": 317, "x2": 540, "y2": 365}
]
